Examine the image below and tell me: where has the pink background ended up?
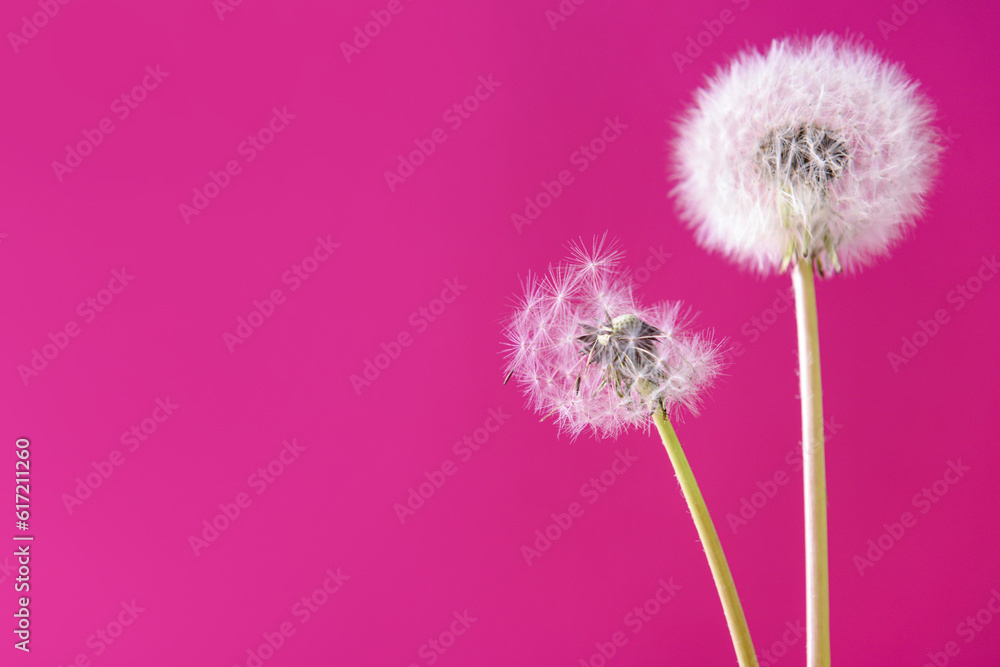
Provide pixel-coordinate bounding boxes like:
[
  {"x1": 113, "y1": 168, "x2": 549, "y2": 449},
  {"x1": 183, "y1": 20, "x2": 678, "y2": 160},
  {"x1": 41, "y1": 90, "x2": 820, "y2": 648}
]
[{"x1": 2, "y1": 0, "x2": 999, "y2": 665}]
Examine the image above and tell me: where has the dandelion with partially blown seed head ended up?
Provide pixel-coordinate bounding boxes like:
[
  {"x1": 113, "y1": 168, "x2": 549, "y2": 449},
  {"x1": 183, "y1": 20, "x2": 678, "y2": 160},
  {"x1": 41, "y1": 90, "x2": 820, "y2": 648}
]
[
  {"x1": 503, "y1": 241, "x2": 720, "y2": 438},
  {"x1": 671, "y1": 34, "x2": 943, "y2": 667},
  {"x1": 503, "y1": 239, "x2": 758, "y2": 666}
]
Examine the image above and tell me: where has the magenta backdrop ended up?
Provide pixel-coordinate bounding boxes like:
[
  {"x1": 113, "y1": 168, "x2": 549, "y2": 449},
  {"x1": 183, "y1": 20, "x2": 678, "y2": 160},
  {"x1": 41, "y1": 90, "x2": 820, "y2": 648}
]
[{"x1": 2, "y1": 0, "x2": 998, "y2": 665}]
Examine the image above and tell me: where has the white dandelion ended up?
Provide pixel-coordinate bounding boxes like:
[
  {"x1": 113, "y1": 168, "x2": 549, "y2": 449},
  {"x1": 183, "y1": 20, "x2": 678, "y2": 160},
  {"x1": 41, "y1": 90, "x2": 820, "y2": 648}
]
[
  {"x1": 502, "y1": 238, "x2": 757, "y2": 665},
  {"x1": 673, "y1": 34, "x2": 942, "y2": 275},
  {"x1": 502, "y1": 238, "x2": 722, "y2": 439},
  {"x1": 671, "y1": 34, "x2": 944, "y2": 667}
]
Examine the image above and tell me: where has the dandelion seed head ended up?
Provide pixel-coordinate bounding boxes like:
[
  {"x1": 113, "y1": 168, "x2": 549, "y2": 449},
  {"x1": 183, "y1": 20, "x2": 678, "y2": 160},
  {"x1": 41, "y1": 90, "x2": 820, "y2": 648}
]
[
  {"x1": 502, "y1": 240, "x2": 723, "y2": 438},
  {"x1": 672, "y1": 34, "x2": 942, "y2": 275}
]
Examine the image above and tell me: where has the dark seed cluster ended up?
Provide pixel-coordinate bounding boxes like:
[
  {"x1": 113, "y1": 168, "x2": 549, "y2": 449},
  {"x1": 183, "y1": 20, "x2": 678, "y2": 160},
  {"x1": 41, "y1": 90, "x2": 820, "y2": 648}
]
[
  {"x1": 577, "y1": 314, "x2": 664, "y2": 400},
  {"x1": 757, "y1": 124, "x2": 850, "y2": 187}
]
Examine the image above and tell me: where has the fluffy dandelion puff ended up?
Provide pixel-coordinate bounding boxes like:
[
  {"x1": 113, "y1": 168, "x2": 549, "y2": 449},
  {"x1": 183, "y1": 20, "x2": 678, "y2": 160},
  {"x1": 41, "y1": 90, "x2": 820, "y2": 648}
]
[
  {"x1": 503, "y1": 240, "x2": 723, "y2": 438},
  {"x1": 672, "y1": 34, "x2": 942, "y2": 275}
]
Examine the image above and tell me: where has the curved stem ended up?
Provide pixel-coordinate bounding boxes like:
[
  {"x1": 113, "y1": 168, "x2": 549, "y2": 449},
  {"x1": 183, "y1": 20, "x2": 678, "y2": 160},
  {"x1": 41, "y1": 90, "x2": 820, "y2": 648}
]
[
  {"x1": 792, "y1": 261, "x2": 830, "y2": 667},
  {"x1": 652, "y1": 410, "x2": 758, "y2": 666}
]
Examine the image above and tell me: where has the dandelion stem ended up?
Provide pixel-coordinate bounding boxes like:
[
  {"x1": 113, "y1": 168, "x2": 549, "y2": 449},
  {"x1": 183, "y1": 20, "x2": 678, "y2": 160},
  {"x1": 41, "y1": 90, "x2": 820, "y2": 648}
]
[
  {"x1": 791, "y1": 260, "x2": 830, "y2": 667},
  {"x1": 651, "y1": 410, "x2": 758, "y2": 667}
]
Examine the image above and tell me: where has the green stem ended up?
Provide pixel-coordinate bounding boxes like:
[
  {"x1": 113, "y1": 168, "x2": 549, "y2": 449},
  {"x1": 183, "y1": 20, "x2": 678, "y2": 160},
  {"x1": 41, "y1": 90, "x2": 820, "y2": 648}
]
[
  {"x1": 652, "y1": 410, "x2": 758, "y2": 667},
  {"x1": 791, "y1": 261, "x2": 830, "y2": 667}
]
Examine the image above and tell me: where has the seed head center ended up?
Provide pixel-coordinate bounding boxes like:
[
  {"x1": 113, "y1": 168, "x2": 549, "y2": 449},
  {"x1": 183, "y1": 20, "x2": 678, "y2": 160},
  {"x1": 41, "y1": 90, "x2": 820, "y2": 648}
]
[
  {"x1": 758, "y1": 123, "x2": 849, "y2": 187},
  {"x1": 579, "y1": 313, "x2": 661, "y2": 374}
]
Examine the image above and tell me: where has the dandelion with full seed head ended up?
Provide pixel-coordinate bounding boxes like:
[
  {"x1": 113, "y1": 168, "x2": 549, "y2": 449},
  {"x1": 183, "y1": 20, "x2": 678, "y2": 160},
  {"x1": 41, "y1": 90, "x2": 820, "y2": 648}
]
[
  {"x1": 502, "y1": 238, "x2": 758, "y2": 666},
  {"x1": 671, "y1": 34, "x2": 943, "y2": 667},
  {"x1": 673, "y1": 34, "x2": 941, "y2": 276}
]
